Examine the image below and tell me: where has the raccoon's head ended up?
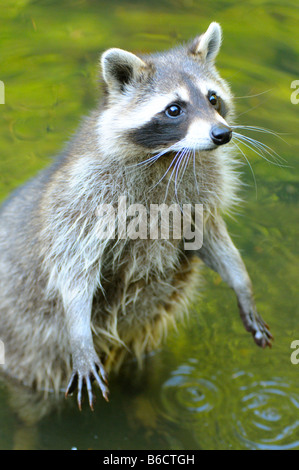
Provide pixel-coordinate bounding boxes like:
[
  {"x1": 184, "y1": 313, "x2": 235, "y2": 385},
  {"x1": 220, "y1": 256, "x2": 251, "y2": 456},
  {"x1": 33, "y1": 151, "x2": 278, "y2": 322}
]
[{"x1": 98, "y1": 22, "x2": 233, "y2": 163}]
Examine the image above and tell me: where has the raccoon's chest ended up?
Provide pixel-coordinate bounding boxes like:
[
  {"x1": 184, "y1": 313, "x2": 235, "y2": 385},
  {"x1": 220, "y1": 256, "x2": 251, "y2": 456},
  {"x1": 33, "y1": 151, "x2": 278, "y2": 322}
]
[
  {"x1": 92, "y1": 238, "x2": 183, "y2": 318},
  {"x1": 142, "y1": 154, "x2": 224, "y2": 209}
]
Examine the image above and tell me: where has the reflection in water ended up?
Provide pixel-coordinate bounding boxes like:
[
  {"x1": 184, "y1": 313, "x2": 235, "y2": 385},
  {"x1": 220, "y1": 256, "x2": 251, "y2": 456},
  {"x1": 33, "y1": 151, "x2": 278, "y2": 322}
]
[{"x1": 0, "y1": 372, "x2": 64, "y2": 449}]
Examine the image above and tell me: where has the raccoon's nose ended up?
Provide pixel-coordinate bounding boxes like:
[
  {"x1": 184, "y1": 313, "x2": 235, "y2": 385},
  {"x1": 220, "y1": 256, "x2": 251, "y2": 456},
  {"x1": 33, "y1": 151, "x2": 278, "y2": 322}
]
[{"x1": 210, "y1": 125, "x2": 232, "y2": 146}]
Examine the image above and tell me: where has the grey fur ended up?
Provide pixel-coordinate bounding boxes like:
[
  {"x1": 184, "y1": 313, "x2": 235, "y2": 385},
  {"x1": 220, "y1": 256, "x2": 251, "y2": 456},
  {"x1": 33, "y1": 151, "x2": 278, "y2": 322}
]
[{"x1": 0, "y1": 23, "x2": 272, "y2": 409}]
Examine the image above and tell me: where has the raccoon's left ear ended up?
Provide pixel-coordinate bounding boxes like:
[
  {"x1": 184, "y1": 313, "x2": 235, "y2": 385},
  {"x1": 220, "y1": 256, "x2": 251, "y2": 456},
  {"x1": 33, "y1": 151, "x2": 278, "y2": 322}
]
[
  {"x1": 101, "y1": 48, "x2": 147, "y2": 93},
  {"x1": 190, "y1": 22, "x2": 222, "y2": 63}
]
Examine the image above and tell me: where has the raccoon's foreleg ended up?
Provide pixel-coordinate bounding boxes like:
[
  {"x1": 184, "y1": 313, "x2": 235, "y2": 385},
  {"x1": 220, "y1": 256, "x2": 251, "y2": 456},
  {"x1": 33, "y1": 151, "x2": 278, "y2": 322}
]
[
  {"x1": 197, "y1": 215, "x2": 273, "y2": 348},
  {"x1": 63, "y1": 291, "x2": 109, "y2": 410}
]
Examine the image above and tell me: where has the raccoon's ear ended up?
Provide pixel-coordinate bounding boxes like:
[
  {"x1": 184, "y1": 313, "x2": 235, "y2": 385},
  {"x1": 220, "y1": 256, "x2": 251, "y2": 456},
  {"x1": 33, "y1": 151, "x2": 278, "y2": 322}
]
[
  {"x1": 190, "y1": 22, "x2": 222, "y2": 63},
  {"x1": 101, "y1": 48, "x2": 147, "y2": 92}
]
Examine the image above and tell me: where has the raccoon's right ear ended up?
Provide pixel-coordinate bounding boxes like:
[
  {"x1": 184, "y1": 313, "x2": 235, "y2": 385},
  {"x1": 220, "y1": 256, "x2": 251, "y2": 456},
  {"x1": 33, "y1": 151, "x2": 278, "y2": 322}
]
[
  {"x1": 189, "y1": 22, "x2": 222, "y2": 63},
  {"x1": 101, "y1": 48, "x2": 147, "y2": 93}
]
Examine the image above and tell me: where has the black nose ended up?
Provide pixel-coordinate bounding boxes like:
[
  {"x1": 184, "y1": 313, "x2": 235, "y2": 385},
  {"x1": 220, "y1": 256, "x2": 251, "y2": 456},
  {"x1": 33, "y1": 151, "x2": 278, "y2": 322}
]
[{"x1": 210, "y1": 125, "x2": 232, "y2": 146}]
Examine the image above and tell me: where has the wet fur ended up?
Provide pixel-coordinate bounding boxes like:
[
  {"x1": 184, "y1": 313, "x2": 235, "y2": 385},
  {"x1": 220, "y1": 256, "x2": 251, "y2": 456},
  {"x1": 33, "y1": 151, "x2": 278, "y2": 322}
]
[{"x1": 0, "y1": 23, "x2": 272, "y2": 401}]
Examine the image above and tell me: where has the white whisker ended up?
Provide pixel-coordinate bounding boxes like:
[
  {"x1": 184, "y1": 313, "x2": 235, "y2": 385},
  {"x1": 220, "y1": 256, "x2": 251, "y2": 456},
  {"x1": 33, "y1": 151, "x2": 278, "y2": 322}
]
[
  {"x1": 193, "y1": 148, "x2": 200, "y2": 195},
  {"x1": 233, "y1": 134, "x2": 286, "y2": 168},
  {"x1": 174, "y1": 150, "x2": 187, "y2": 204},
  {"x1": 177, "y1": 148, "x2": 190, "y2": 188},
  {"x1": 231, "y1": 125, "x2": 288, "y2": 143},
  {"x1": 232, "y1": 141, "x2": 257, "y2": 198},
  {"x1": 233, "y1": 89, "x2": 273, "y2": 99},
  {"x1": 126, "y1": 143, "x2": 178, "y2": 171},
  {"x1": 161, "y1": 150, "x2": 183, "y2": 203},
  {"x1": 235, "y1": 133, "x2": 287, "y2": 167},
  {"x1": 150, "y1": 151, "x2": 180, "y2": 193}
]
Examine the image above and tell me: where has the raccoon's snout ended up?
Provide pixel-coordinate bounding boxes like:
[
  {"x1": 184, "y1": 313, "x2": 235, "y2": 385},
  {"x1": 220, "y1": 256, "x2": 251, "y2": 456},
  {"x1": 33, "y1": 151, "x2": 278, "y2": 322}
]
[{"x1": 210, "y1": 125, "x2": 232, "y2": 146}]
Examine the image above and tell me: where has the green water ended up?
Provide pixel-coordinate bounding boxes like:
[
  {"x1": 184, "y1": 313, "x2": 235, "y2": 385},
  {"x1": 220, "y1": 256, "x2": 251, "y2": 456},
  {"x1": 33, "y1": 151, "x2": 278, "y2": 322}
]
[{"x1": 0, "y1": 0, "x2": 299, "y2": 450}]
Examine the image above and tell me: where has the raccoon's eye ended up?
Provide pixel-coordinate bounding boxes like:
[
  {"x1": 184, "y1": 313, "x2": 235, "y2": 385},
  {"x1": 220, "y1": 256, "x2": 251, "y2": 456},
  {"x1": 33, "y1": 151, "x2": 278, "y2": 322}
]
[
  {"x1": 208, "y1": 91, "x2": 227, "y2": 117},
  {"x1": 165, "y1": 104, "x2": 182, "y2": 118},
  {"x1": 209, "y1": 93, "x2": 219, "y2": 107}
]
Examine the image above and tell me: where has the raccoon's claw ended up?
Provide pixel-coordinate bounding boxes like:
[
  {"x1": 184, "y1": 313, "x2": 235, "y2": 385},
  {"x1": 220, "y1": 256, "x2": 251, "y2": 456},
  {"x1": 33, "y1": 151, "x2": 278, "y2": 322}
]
[
  {"x1": 65, "y1": 361, "x2": 109, "y2": 411},
  {"x1": 238, "y1": 301, "x2": 273, "y2": 349},
  {"x1": 252, "y1": 316, "x2": 273, "y2": 348}
]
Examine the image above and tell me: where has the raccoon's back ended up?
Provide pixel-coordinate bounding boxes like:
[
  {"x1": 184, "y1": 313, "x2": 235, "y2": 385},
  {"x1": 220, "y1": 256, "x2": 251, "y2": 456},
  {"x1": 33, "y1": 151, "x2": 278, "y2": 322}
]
[
  {"x1": 0, "y1": 169, "x2": 48, "y2": 272},
  {"x1": 0, "y1": 161, "x2": 66, "y2": 327}
]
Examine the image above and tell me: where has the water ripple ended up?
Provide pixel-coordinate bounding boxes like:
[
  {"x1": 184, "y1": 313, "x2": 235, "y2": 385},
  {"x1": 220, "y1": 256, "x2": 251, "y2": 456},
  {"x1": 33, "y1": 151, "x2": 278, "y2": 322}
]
[
  {"x1": 233, "y1": 374, "x2": 299, "y2": 449},
  {"x1": 160, "y1": 361, "x2": 224, "y2": 425},
  {"x1": 158, "y1": 363, "x2": 299, "y2": 449}
]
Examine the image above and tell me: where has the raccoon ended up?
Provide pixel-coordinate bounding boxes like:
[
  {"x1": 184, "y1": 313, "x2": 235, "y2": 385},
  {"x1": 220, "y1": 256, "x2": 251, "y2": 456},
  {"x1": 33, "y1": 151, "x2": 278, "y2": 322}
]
[{"x1": 0, "y1": 22, "x2": 272, "y2": 410}]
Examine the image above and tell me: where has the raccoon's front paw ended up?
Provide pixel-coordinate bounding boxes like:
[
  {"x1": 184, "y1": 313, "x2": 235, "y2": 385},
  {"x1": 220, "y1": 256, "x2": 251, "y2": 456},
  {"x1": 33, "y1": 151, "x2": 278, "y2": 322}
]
[
  {"x1": 65, "y1": 353, "x2": 109, "y2": 410},
  {"x1": 238, "y1": 302, "x2": 273, "y2": 348}
]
